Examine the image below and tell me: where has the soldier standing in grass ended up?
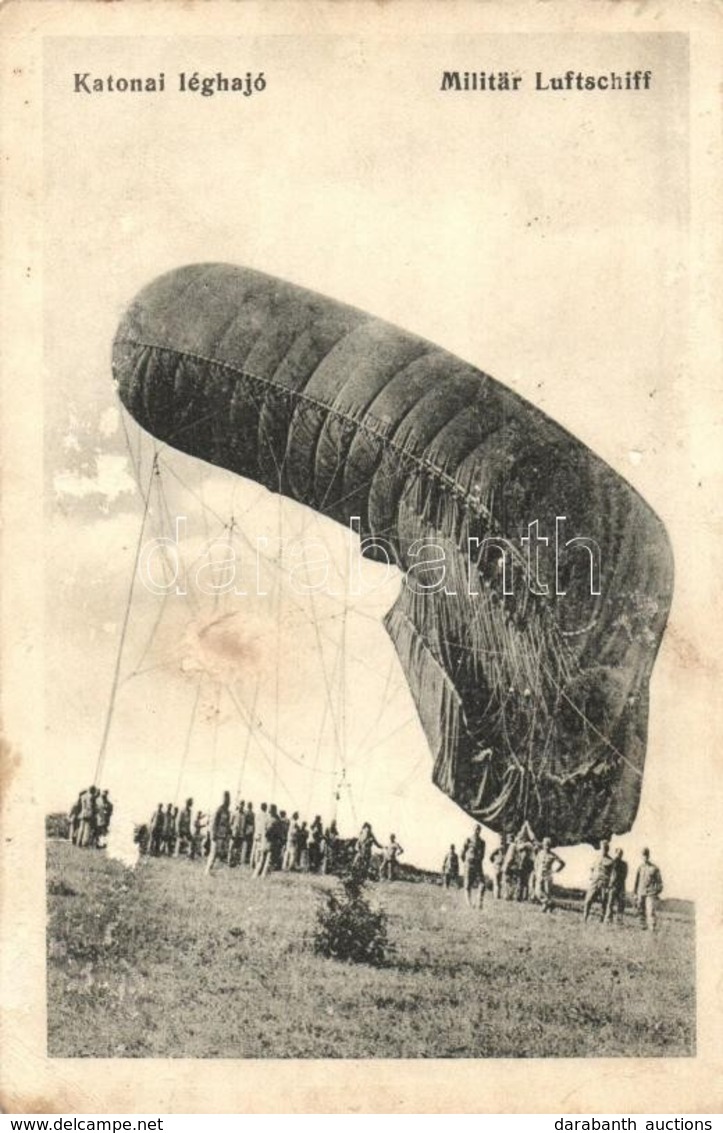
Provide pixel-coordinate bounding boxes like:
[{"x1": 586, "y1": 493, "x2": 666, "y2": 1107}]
[
  {"x1": 309, "y1": 816, "x2": 324, "y2": 873},
  {"x1": 96, "y1": 790, "x2": 113, "y2": 848},
  {"x1": 501, "y1": 836, "x2": 520, "y2": 900},
  {"x1": 381, "y1": 834, "x2": 404, "y2": 881},
  {"x1": 169, "y1": 806, "x2": 179, "y2": 856},
  {"x1": 161, "y1": 803, "x2": 173, "y2": 855},
  {"x1": 634, "y1": 848, "x2": 663, "y2": 932},
  {"x1": 251, "y1": 802, "x2": 267, "y2": 870},
  {"x1": 508, "y1": 822, "x2": 537, "y2": 901},
  {"x1": 461, "y1": 824, "x2": 486, "y2": 909},
  {"x1": 242, "y1": 802, "x2": 255, "y2": 865},
  {"x1": 253, "y1": 802, "x2": 274, "y2": 877},
  {"x1": 583, "y1": 840, "x2": 614, "y2": 922},
  {"x1": 149, "y1": 803, "x2": 164, "y2": 856},
  {"x1": 276, "y1": 810, "x2": 289, "y2": 870},
  {"x1": 191, "y1": 810, "x2": 206, "y2": 860},
  {"x1": 68, "y1": 793, "x2": 82, "y2": 845},
  {"x1": 283, "y1": 811, "x2": 301, "y2": 871},
  {"x1": 605, "y1": 848, "x2": 628, "y2": 924},
  {"x1": 268, "y1": 804, "x2": 285, "y2": 873},
  {"x1": 259, "y1": 803, "x2": 285, "y2": 877},
  {"x1": 442, "y1": 844, "x2": 460, "y2": 889},
  {"x1": 298, "y1": 821, "x2": 311, "y2": 870},
  {"x1": 517, "y1": 841, "x2": 536, "y2": 902},
  {"x1": 534, "y1": 838, "x2": 565, "y2": 913},
  {"x1": 77, "y1": 786, "x2": 98, "y2": 848},
  {"x1": 176, "y1": 798, "x2": 194, "y2": 857},
  {"x1": 206, "y1": 791, "x2": 232, "y2": 875},
  {"x1": 322, "y1": 820, "x2": 339, "y2": 874},
  {"x1": 230, "y1": 801, "x2": 245, "y2": 867},
  {"x1": 275, "y1": 809, "x2": 289, "y2": 871},
  {"x1": 489, "y1": 836, "x2": 507, "y2": 899},
  {"x1": 354, "y1": 822, "x2": 382, "y2": 878}
]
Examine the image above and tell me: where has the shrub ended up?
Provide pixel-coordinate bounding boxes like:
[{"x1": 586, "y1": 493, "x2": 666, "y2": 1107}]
[
  {"x1": 313, "y1": 862, "x2": 389, "y2": 966},
  {"x1": 46, "y1": 812, "x2": 70, "y2": 839}
]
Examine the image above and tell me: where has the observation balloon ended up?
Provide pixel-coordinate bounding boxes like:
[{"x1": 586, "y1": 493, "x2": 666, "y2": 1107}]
[{"x1": 113, "y1": 264, "x2": 673, "y2": 845}]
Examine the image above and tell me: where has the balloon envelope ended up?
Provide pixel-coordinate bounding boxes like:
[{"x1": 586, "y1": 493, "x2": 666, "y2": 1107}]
[{"x1": 113, "y1": 263, "x2": 673, "y2": 846}]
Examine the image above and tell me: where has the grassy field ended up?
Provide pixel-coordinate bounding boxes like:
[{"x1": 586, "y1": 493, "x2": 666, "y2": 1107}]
[{"x1": 47, "y1": 840, "x2": 695, "y2": 1059}]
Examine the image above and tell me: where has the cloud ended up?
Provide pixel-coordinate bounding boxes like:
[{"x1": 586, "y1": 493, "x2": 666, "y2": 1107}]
[{"x1": 53, "y1": 453, "x2": 137, "y2": 504}]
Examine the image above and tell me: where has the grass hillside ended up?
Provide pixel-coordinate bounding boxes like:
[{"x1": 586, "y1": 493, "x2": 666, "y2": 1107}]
[{"x1": 47, "y1": 841, "x2": 694, "y2": 1059}]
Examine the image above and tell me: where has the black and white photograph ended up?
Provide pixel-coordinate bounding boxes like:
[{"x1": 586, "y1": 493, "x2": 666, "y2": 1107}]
[{"x1": 1, "y1": 1, "x2": 720, "y2": 1115}]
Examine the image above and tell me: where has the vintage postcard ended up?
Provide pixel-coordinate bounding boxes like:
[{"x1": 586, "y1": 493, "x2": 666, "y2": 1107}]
[{"x1": 1, "y1": 0, "x2": 721, "y2": 1115}]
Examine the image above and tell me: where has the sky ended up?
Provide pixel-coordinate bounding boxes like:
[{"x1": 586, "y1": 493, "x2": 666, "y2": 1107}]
[{"x1": 39, "y1": 31, "x2": 708, "y2": 896}]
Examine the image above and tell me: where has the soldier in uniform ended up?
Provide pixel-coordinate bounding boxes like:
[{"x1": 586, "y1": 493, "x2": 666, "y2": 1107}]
[
  {"x1": 241, "y1": 802, "x2": 255, "y2": 865},
  {"x1": 161, "y1": 803, "x2": 174, "y2": 855},
  {"x1": 354, "y1": 822, "x2": 382, "y2": 878},
  {"x1": 230, "y1": 801, "x2": 246, "y2": 867},
  {"x1": 68, "y1": 793, "x2": 82, "y2": 845},
  {"x1": 322, "y1": 820, "x2": 339, "y2": 874},
  {"x1": 634, "y1": 848, "x2": 663, "y2": 931},
  {"x1": 252, "y1": 802, "x2": 270, "y2": 876},
  {"x1": 534, "y1": 838, "x2": 565, "y2": 913},
  {"x1": 442, "y1": 844, "x2": 460, "y2": 889},
  {"x1": 96, "y1": 790, "x2": 113, "y2": 848},
  {"x1": 502, "y1": 837, "x2": 520, "y2": 900},
  {"x1": 168, "y1": 806, "x2": 179, "y2": 856},
  {"x1": 78, "y1": 786, "x2": 98, "y2": 848},
  {"x1": 583, "y1": 840, "x2": 614, "y2": 922},
  {"x1": 461, "y1": 824, "x2": 486, "y2": 909},
  {"x1": 381, "y1": 834, "x2": 404, "y2": 881},
  {"x1": 191, "y1": 810, "x2": 206, "y2": 860},
  {"x1": 517, "y1": 841, "x2": 536, "y2": 902},
  {"x1": 251, "y1": 803, "x2": 267, "y2": 870},
  {"x1": 489, "y1": 836, "x2": 508, "y2": 899},
  {"x1": 506, "y1": 823, "x2": 537, "y2": 901},
  {"x1": 270, "y1": 806, "x2": 286, "y2": 872},
  {"x1": 206, "y1": 791, "x2": 232, "y2": 875},
  {"x1": 283, "y1": 811, "x2": 301, "y2": 872},
  {"x1": 297, "y1": 820, "x2": 310, "y2": 870},
  {"x1": 605, "y1": 848, "x2": 628, "y2": 924},
  {"x1": 255, "y1": 803, "x2": 281, "y2": 877},
  {"x1": 176, "y1": 797, "x2": 194, "y2": 857},
  {"x1": 273, "y1": 802, "x2": 287, "y2": 870},
  {"x1": 309, "y1": 816, "x2": 324, "y2": 872},
  {"x1": 149, "y1": 803, "x2": 165, "y2": 856}
]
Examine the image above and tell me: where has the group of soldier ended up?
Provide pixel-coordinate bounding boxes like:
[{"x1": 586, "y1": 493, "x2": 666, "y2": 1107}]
[
  {"x1": 582, "y1": 840, "x2": 664, "y2": 931},
  {"x1": 66, "y1": 786, "x2": 664, "y2": 929},
  {"x1": 200, "y1": 793, "x2": 340, "y2": 877},
  {"x1": 142, "y1": 791, "x2": 406, "y2": 882},
  {"x1": 67, "y1": 786, "x2": 114, "y2": 849},
  {"x1": 145, "y1": 799, "x2": 210, "y2": 861},
  {"x1": 442, "y1": 821, "x2": 664, "y2": 930},
  {"x1": 442, "y1": 821, "x2": 565, "y2": 913}
]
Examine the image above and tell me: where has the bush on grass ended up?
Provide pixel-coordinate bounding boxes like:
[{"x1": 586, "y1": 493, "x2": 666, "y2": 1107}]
[{"x1": 313, "y1": 862, "x2": 389, "y2": 966}]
